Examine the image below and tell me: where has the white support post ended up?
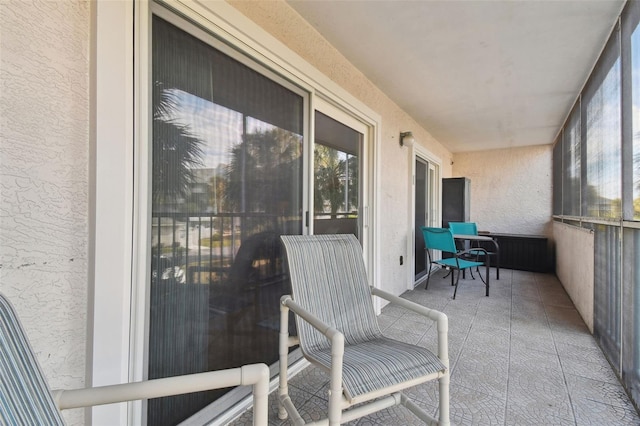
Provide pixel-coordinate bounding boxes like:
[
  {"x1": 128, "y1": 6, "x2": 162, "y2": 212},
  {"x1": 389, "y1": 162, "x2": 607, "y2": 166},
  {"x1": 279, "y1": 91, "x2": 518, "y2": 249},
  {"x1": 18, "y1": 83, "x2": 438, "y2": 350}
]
[
  {"x1": 278, "y1": 296, "x2": 292, "y2": 421},
  {"x1": 327, "y1": 329, "x2": 344, "y2": 426}
]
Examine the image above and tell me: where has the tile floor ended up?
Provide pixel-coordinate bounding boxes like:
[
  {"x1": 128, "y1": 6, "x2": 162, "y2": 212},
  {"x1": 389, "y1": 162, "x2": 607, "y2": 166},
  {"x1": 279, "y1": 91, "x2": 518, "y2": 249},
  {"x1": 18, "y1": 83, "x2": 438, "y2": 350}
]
[{"x1": 231, "y1": 269, "x2": 640, "y2": 425}]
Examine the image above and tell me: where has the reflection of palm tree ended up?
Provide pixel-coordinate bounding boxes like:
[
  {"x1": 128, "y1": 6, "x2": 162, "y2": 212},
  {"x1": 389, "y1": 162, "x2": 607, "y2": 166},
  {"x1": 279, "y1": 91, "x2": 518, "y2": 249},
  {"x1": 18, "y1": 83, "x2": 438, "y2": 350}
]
[
  {"x1": 225, "y1": 128, "x2": 302, "y2": 215},
  {"x1": 152, "y1": 83, "x2": 205, "y2": 209},
  {"x1": 315, "y1": 145, "x2": 345, "y2": 218},
  {"x1": 634, "y1": 131, "x2": 640, "y2": 197},
  {"x1": 347, "y1": 154, "x2": 359, "y2": 212}
]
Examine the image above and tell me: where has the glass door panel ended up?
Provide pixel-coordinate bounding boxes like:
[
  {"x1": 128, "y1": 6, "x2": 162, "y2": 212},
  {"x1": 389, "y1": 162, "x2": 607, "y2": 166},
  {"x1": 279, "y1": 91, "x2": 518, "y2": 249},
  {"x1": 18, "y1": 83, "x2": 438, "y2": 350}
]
[
  {"x1": 149, "y1": 16, "x2": 304, "y2": 425},
  {"x1": 313, "y1": 111, "x2": 362, "y2": 238},
  {"x1": 415, "y1": 159, "x2": 427, "y2": 280},
  {"x1": 414, "y1": 157, "x2": 438, "y2": 283}
]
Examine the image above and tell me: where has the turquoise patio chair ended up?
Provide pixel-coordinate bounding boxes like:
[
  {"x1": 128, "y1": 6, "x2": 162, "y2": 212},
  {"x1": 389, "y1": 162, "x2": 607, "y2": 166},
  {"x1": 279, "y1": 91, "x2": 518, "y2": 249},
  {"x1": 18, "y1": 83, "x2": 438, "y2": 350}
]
[
  {"x1": 448, "y1": 222, "x2": 499, "y2": 279},
  {"x1": 278, "y1": 234, "x2": 450, "y2": 425},
  {"x1": 0, "y1": 293, "x2": 269, "y2": 425},
  {"x1": 421, "y1": 226, "x2": 490, "y2": 299}
]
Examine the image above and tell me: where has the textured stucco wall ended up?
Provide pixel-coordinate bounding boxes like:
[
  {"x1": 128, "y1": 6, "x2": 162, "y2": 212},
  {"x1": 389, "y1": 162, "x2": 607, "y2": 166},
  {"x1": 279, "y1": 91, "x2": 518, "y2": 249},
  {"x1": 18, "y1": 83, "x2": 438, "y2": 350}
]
[
  {"x1": 228, "y1": 0, "x2": 454, "y2": 295},
  {"x1": 553, "y1": 222, "x2": 594, "y2": 332},
  {"x1": 453, "y1": 145, "x2": 553, "y2": 237},
  {"x1": 0, "y1": 1, "x2": 89, "y2": 424}
]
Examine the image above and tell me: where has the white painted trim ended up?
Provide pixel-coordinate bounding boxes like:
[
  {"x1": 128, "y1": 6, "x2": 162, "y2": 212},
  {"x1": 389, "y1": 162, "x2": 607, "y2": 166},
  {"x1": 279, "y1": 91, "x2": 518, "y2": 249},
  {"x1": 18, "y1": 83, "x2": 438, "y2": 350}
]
[
  {"x1": 371, "y1": 120, "x2": 382, "y2": 314},
  {"x1": 130, "y1": 1, "x2": 152, "y2": 424},
  {"x1": 91, "y1": 1, "x2": 135, "y2": 425},
  {"x1": 409, "y1": 144, "x2": 443, "y2": 290}
]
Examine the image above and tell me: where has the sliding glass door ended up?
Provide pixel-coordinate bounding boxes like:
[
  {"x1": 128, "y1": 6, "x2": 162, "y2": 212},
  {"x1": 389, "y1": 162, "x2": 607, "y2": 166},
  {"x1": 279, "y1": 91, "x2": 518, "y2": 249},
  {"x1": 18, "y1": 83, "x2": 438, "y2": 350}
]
[
  {"x1": 146, "y1": 11, "x2": 374, "y2": 424},
  {"x1": 414, "y1": 157, "x2": 438, "y2": 283},
  {"x1": 149, "y1": 15, "x2": 304, "y2": 425}
]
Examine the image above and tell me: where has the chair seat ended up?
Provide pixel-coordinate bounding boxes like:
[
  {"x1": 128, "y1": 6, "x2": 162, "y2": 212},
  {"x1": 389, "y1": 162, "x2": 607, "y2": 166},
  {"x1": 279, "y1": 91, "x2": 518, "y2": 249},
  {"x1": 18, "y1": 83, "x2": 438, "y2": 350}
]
[
  {"x1": 437, "y1": 257, "x2": 483, "y2": 270},
  {"x1": 304, "y1": 337, "x2": 446, "y2": 402}
]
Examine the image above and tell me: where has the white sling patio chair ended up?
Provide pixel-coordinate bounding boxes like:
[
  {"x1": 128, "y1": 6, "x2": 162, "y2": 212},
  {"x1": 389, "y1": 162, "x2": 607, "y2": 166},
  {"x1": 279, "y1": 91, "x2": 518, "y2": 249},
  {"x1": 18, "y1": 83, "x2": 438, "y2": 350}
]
[
  {"x1": 0, "y1": 292, "x2": 269, "y2": 425},
  {"x1": 278, "y1": 234, "x2": 450, "y2": 425}
]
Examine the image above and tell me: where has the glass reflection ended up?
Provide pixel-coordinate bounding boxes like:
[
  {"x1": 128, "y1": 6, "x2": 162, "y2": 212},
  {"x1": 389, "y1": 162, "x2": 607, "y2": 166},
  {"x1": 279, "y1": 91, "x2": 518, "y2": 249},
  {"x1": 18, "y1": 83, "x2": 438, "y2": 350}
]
[
  {"x1": 586, "y1": 59, "x2": 621, "y2": 219},
  {"x1": 632, "y1": 25, "x2": 640, "y2": 219},
  {"x1": 149, "y1": 17, "x2": 303, "y2": 425}
]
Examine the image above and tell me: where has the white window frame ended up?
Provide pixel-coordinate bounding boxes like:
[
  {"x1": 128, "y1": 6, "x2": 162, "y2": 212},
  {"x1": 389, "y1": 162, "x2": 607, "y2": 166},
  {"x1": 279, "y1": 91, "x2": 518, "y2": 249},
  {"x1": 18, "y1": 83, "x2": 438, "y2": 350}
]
[
  {"x1": 408, "y1": 144, "x2": 442, "y2": 291},
  {"x1": 311, "y1": 97, "x2": 374, "y2": 263},
  {"x1": 92, "y1": 1, "x2": 381, "y2": 424}
]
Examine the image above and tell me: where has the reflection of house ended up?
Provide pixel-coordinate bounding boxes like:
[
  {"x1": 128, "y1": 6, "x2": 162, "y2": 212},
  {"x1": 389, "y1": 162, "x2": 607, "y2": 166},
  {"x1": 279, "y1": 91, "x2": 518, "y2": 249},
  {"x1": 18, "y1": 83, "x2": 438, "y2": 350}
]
[
  {"x1": 189, "y1": 168, "x2": 219, "y2": 213},
  {"x1": 2, "y1": 1, "x2": 639, "y2": 425},
  {"x1": 151, "y1": 217, "x2": 187, "y2": 249}
]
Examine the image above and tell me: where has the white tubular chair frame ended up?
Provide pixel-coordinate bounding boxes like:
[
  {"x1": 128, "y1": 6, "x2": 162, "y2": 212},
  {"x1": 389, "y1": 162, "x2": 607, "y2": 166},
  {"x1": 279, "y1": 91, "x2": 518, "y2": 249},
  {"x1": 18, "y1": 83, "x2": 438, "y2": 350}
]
[
  {"x1": 0, "y1": 291, "x2": 270, "y2": 426},
  {"x1": 52, "y1": 364, "x2": 270, "y2": 425},
  {"x1": 278, "y1": 288, "x2": 450, "y2": 426}
]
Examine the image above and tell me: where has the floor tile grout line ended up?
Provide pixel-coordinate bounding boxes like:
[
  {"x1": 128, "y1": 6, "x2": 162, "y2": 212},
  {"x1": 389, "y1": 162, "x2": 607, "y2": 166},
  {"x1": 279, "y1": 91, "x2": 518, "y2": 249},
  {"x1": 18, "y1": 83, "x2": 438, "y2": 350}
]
[
  {"x1": 536, "y1": 272, "x2": 580, "y2": 426},
  {"x1": 503, "y1": 269, "x2": 512, "y2": 426},
  {"x1": 447, "y1": 296, "x2": 479, "y2": 378}
]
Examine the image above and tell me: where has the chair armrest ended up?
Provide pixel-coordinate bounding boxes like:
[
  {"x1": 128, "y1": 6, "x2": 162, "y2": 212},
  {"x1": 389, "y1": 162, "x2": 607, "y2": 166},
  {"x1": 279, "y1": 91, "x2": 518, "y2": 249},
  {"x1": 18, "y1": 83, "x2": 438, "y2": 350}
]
[
  {"x1": 52, "y1": 364, "x2": 269, "y2": 424},
  {"x1": 280, "y1": 296, "x2": 345, "y2": 411},
  {"x1": 458, "y1": 247, "x2": 488, "y2": 257},
  {"x1": 281, "y1": 296, "x2": 344, "y2": 343},
  {"x1": 370, "y1": 286, "x2": 449, "y2": 364}
]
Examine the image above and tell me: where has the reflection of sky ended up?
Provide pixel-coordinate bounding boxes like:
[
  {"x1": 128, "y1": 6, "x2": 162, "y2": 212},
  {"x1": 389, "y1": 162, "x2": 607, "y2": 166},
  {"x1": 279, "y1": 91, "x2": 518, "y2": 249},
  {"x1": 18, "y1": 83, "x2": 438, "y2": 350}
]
[
  {"x1": 246, "y1": 116, "x2": 278, "y2": 134},
  {"x1": 632, "y1": 26, "x2": 640, "y2": 201},
  {"x1": 565, "y1": 122, "x2": 580, "y2": 179},
  {"x1": 585, "y1": 61, "x2": 621, "y2": 199},
  {"x1": 166, "y1": 89, "x2": 242, "y2": 169},
  {"x1": 162, "y1": 89, "x2": 284, "y2": 169},
  {"x1": 633, "y1": 25, "x2": 640, "y2": 130}
]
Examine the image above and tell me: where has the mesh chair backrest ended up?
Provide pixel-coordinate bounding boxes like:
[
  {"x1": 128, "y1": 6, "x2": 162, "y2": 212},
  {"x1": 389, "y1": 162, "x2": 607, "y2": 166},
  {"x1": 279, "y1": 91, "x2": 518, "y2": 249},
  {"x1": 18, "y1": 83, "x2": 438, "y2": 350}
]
[
  {"x1": 421, "y1": 227, "x2": 457, "y2": 254},
  {"x1": 448, "y1": 222, "x2": 478, "y2": 236},
  {"x1": 280, "y1": 234, "x2": 382, "y2": 354},
  {"x1": 0, "y1": 294, "x2": 66, "y2": 425}
]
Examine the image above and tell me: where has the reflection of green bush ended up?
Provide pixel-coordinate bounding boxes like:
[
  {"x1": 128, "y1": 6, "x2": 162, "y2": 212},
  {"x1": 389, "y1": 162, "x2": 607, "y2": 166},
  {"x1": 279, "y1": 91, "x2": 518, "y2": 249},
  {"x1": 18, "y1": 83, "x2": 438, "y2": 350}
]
[
  {"x1": 586, "y1": 198, "x2": 622, "y2": 219},
  {"x1": 159, "y1": 246, "x2": 185, "y2": 255},
  {"x1": 152, "y1": 243, "x2": 184, "y2": 255},
  {"x1": 200, "y1": 234, "x2": 233, "y2": 247}
]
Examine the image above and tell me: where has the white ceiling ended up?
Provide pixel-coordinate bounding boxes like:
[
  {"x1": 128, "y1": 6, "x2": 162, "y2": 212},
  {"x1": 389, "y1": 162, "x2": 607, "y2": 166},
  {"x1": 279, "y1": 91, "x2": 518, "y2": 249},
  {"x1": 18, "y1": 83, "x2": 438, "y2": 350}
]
[{"x1": 287, "y1": 0, "x2": 625, "y2": 152}]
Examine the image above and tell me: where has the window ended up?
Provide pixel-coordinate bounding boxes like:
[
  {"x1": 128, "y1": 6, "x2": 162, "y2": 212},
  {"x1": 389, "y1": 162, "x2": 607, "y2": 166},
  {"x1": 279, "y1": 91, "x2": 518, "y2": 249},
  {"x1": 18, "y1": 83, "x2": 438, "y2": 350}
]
[
  {"x1": 553, "y1": 3, "x2": 640, "y2": 411},
  {"x1": 632, "y1": 16, "x2": 640, "y2": 220},
  {"x1": 553, "y1": 135, "x2": 563, "y2": 216},
  {"x1": 583, "y1": 34, "x2": 621, "y2": 219},
  {"x1": 563, "y1": 104, "x2": 581, "y2": 216}
]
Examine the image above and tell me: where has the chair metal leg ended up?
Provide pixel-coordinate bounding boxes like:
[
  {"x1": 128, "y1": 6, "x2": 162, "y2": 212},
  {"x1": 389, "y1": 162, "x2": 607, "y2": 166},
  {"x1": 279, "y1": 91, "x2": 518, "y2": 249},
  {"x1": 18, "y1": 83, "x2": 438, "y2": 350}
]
[
  {"x1": 443, "y1": 268, "x2": 452, "y2": 280},
  {"x1": 452, "y1": 269, "x2": 461, "y2": 299},
  {"x1": 425, "y1": 264, "x2": 432, "y2": 290},
  {"x1": 425, "y1": 250, "x2": 434, "y2": 290},
  {"x1": 484, "y1": 261, "x2": 490, "y2": 297},
  {"x1": 467, "y1": 267, "x2": 475, "y2": 280},
  {"x1": 476, "y1": 266, "x2": 486, "y2": 285}
]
